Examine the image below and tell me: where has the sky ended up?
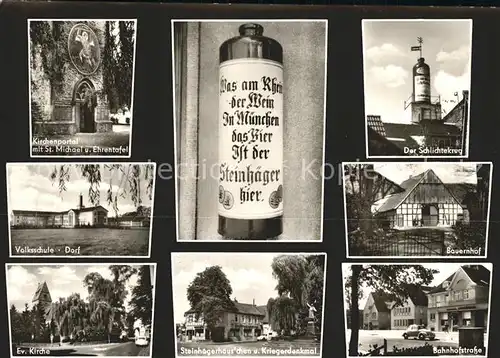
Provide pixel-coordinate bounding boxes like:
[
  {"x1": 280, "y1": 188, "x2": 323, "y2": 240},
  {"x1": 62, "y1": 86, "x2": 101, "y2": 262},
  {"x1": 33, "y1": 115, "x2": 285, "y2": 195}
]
[
  {"x1": 342, "y1": 263, "x2": 492, "y2": 309},
  {"x1": 374, "y1": 163, "x2": 481, "y2": 185},
  {"x1": 363, "y1": 20, "x2": 472, "y2": 123},
  {"x1": 171, "y1": 253, "x2": 325, "y2": 324},
  {"x1": 6, "y1": 264, "x2": 155, "y2": 312},
  {"x1": 7, "y1": 164, "x2": 153, "y2": 217}
]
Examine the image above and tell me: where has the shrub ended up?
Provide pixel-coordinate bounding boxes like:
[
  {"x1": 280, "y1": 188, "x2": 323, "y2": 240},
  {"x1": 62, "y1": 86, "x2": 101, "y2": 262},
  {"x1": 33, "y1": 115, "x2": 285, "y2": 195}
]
[{"x1": 452, "y1": 221, "x2": 486, "y2": 251}]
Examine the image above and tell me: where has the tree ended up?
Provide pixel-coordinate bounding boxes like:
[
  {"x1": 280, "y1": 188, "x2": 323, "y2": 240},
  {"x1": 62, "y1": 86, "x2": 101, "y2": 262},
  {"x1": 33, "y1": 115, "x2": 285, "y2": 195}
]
[
  {"x1": 49, "y1": 164, "x2": 155, "y2": 216},
  {"x1": 129, "y1": 265, "x2": 153, "y2": 326},
  {"x1": 10, "y1": 305, "x2": 24, "y2": 344},
  {"x1": 32, "y1": 302, "x2": 48, "y2": 340},
  {"x1": 186, "y1": 266, "x2": 235, "y2": 338},
  {"x1": 103, "y1": 21, "x2": 135, "y2": 112},
  {"x1": 344, "y1": 164, "x2": 376, "y2": 235},
  {"x1": 345, "y1": 265, "x2": 437, "y2": 356},
  {"x1": 267, "y1": 296, "x2": 297, "y2": 334},
  {"x1": 270, "y1": 254, "x2": 325, "y2": 335}
]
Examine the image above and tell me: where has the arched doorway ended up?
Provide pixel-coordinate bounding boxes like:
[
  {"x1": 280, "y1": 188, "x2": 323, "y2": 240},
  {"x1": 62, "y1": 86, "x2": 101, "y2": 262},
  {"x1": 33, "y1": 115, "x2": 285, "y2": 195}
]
[{"x1": 72, "y1": 78, "x2": 97, "y2": 133}]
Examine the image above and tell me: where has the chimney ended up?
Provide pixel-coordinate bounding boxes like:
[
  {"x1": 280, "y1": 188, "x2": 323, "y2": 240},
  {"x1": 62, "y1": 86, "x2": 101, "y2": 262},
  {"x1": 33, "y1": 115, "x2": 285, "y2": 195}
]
[
  {"x1": 253, "y1": 299, "x2": 255, "y2": 306},
  {"x1": 234, "y1": 297, "x2": 237, "y2": 303},
  {"x1": 79, "y1": 193, "x2": 84, "y2": 209}
]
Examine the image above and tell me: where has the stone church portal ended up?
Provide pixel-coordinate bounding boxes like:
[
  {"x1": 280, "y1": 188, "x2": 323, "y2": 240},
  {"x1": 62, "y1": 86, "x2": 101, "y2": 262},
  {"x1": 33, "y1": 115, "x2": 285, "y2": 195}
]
[{"x1": 31, "y1": 21, "x2": 112, "y2": 136}]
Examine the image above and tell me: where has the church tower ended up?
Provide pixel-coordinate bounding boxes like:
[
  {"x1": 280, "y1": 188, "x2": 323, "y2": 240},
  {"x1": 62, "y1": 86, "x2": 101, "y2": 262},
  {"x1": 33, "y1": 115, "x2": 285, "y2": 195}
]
[
  {"x1": 404, "y1": 37, "x2": 443, "y2": 124},
  {"x1": 32, "y1": 281, "x2": 52, "y2": 312}
]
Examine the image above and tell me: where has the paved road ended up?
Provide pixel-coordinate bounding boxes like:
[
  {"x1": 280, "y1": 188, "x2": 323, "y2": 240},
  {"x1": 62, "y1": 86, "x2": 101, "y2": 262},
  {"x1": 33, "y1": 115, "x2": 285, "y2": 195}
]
[
  {"x1": 14, "y1": 342, "x2": 150, "y2": 356},
  {"x1": 178, "y1": 339, "x2": 320, "y2": 356},
  {"x1": 347, "y1": 330, "x2": 487, "y2": 355}
]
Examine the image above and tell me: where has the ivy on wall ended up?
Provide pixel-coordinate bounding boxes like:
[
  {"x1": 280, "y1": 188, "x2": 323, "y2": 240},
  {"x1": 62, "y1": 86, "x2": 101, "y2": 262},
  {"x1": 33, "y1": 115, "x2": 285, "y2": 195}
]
[
  {"x1": 30, "y1": 21, "x2": 66, "y2": 94},
  {"x1": 31, "y1": 20, "x2": 136, "y2": 114}
]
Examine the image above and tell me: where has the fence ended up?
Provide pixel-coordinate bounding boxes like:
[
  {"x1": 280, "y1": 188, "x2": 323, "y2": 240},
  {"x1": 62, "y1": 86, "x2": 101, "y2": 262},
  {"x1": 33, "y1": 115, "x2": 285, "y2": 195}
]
[
  {"x1": 360, "y1": 339, "x2": 387, "y2": 356},
  {"x1": 350, "y1": 229, "x2": 446, "y2": 256}
]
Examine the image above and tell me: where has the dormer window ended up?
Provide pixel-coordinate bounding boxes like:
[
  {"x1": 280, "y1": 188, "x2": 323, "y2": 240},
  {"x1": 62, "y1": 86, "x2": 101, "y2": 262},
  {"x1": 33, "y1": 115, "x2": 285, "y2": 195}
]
[{"x1": 443, "y1": 281, "x2": 450, "y2": 289}]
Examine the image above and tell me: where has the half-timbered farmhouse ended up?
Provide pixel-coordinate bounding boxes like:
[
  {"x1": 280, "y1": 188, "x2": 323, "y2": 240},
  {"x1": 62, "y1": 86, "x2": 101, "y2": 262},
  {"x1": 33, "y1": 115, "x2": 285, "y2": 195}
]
[{"x1": 372, "y1": 169, "x2": 467, "y2": 229}]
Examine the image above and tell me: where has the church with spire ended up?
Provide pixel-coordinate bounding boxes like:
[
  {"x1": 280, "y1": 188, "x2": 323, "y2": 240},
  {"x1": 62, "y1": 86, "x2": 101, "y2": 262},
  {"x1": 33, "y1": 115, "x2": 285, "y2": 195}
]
[{"x1": 367, "y1": 37, "x2": 468, "y2": 156}]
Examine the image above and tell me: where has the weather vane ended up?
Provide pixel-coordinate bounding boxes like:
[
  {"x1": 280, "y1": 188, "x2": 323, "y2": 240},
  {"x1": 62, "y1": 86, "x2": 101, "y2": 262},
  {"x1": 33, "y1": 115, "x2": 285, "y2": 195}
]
[{"x1": 411, "y1": 37, "x2": 424, "y2": 58}]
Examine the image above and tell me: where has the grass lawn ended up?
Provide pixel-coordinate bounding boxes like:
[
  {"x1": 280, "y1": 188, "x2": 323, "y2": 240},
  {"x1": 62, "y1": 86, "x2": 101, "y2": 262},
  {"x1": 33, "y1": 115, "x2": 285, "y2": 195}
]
[{"x1": 11, "y1": 228, "x2": 150, "y2": 256}]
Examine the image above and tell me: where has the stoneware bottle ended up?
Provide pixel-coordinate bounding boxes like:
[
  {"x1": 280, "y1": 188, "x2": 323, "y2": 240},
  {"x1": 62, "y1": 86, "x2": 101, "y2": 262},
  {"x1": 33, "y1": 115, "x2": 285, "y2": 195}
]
[{"x1": 218, "y1": 23, "x2": 284, "y2": 240}]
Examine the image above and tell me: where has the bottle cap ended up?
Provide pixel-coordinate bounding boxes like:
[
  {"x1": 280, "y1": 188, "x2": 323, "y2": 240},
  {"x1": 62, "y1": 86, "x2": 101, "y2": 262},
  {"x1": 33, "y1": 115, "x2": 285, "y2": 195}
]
[{"x1": 239, "y1": 23, "x2": 264, "y2": 36}]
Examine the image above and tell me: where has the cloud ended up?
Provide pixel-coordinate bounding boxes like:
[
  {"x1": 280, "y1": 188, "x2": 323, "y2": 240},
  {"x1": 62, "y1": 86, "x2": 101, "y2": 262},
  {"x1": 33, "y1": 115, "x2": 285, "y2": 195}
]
[
  {"x1": 436, "y1": 46, "x2": 470, "y2": 63},
  {"x1": 85, "y1": 266, "x2": 114, "y2": 280},
  {"x1": 433, "y1": 66, "x2": 470, "y2": 113},
  {"x1": 366, "y1": 43, "x2": 406, "y2": 64},
  {"x1": 7, "y1": 266, "x2": 38, "y2": 305},
  {"x1": 7, "y1": 164, "x2": 149, "y2": 214},
  {"x1": 368, "y1": 65, "x2": 409, "y2": 88}
]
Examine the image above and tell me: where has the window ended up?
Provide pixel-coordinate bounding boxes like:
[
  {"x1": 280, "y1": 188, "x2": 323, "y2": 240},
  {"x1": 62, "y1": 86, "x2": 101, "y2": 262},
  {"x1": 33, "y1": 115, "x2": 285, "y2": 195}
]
[
  {"x1": 464, "y1": 290, "x2": 469, "y2": 299},
  {"x1": 430, "y1": 313, "x2": 436, "y2": 320}
]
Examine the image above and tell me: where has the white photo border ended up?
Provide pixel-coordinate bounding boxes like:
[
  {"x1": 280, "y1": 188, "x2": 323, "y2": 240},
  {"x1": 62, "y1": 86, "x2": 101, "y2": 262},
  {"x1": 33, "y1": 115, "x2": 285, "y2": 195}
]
[
  {"x1": 6, "y1": 161, "x2": 157, "y2": 258},
  {"x1": 27, "y1": 18, "x2": 138, "y2": 159},
  {"x1": 171, "y1": 19, "x2": 329, "y2": 242}
]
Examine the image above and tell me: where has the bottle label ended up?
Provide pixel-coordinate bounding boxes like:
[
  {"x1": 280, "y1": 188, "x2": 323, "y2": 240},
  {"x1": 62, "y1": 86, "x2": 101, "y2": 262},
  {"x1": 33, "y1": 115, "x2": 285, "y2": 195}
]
[
  {"x1": 414, "y1": 75, "x2": 431, "y2": 102},
  {"x1": 218, "y1": 58, "x2": 283, "y2": 220}
]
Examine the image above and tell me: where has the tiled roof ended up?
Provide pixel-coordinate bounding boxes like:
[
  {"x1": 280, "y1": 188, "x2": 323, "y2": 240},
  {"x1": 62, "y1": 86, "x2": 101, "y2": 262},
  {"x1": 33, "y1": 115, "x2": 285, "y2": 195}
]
[
  {"x1": 367, "y1": 115, "x2": 387, "y2": 137},
  {"x1": 233, "y1": 302, "x2": 265, "y2": 316},
  {"x1": 384, "y1": 121, "x2": 461, "y2": 138},
  {"x1": 12, "y1": 210, "x2": 67, "y2": 215},
  {"x1": 374, "y1": 169, "x2": 462, "y2": 213},
  {"x1": 406, "y1": 284, "x2": 431, "y2": 307},
  {"x1": 367, "y1": 119, "x2": 462, "y2": 153},
  {"x1": 256, "y1": 305, "x2": 269, "y2": 323},
  {"x1": 73, "y1": 206, "x2": 108, "y2": 213},
  {"x1": 428, "y1": 273, "x2": 455, "y2": 294},
  {"x1": 375, "y1": 171, "x2": 428, "y2": 213},
  {"x1": 185, "y1": 300, "x2": 265, "y2": 316},
  {"x1": 367, "y1": 127, "x2": 405, "y2": 155},
  {"x1": 32, "y1": 281, "x2": 51, "y2": 303},
  {"x1": 462, "y1": 265, "x2": 491, "y2": 286},
  {"x1": 13, "y1": 205, "x2": 107, "y2": 216},
  {"x1": 371, "y1": 292, "x2": 391, "y2": 313},
  {"x1": 429, "y1": 265, "x2": 490, "y2": 294}
]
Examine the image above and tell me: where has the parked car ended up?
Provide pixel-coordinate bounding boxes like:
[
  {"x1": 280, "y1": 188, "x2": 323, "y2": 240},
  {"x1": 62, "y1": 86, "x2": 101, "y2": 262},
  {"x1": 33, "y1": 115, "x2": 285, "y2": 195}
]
[
  {"x1": 110, "y1": 110, "x2": 131, "y2": 125},
  {"x1": 134, "y1": 322, "x2": 151, "y2": 347},
  {"x1": 402, "y1": 324, "x2": 436, "y2": 340},
  {"x1": 257, "y1": 331, "x2": 278, "y2": 341}
]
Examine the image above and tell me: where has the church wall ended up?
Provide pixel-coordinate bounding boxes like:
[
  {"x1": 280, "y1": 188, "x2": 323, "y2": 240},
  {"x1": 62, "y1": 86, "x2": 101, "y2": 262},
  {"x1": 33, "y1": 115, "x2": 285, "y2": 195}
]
[
  {"x1": 31, "y1": 20, "x2": 111, "y2": 135},
  {"x1": 30, "y1": 48, "x2": 53, "y2": 122}
]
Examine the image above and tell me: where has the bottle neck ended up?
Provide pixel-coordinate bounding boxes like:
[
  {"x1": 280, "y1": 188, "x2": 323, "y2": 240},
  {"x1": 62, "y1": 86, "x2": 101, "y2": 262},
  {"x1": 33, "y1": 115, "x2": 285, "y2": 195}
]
[{"x1": 239, "y1": 24, "x2": 264, "y2": 37}]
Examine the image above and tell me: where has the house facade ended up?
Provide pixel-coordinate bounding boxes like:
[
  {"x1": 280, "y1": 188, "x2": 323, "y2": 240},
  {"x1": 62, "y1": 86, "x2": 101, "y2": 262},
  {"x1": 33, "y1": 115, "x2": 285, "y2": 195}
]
[
  {"x1": 372, "y1": 169, "x2": 466, "y2": 229},
  {"x1": 11, "y1": 194, "x2": 108, "y2": 228},
  {"x1": 427, "y1": 265, "x2": 490, "y2": 332},
  {"x1": 363, "y1": 292, "x2": 391, "y2": 330},
  {"x1": 184, "y1": 300, "x2": 267, "y2": 342},
  {"x1": 391, "y1": 285, "x2": 433, "y2": 330}
]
